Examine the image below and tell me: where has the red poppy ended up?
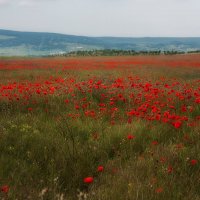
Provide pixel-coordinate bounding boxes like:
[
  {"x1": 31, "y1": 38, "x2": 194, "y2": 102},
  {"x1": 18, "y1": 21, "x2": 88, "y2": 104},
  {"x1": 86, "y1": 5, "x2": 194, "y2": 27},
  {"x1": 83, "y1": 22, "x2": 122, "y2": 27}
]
[
  {"x1": 97, "y1": 166, "x2": 104, "y2": 172},
  {"x1": 167, "y1": 165, "x2": 173, "y2": 174},
  {"x1": 127, "y1": 118, "x2": 132, "y2": 124},
  {"x1": 155, "y1": 187, "x2": 163, "y2": 193},
  {"x1": 152, "y1": 141, "x2": 158, "y2": 145},
  {"x1": 173, "y1": 121, "x2": 182, "y2": 128},
  {"x1": 65, "y1": 99, "x2": 69, "y2": 104},
  {"x1": 28, "y1": 107, "x2": 33, "y2": 111},
  {"x1": 1, "y1": 185, "x2": 9, "y2": 193},
  {"x1": 160, "y1": 157, "x2": 167, "y2": 163},
  {"x1": 190, "y1": 159, "x2": 198, "y2": 166},
  {"x1": 127, "y1": 134, "x2": 135, "y2": 140},
  {"x1": 83, "y1": 177, "x2": 94, "y2": 184}
]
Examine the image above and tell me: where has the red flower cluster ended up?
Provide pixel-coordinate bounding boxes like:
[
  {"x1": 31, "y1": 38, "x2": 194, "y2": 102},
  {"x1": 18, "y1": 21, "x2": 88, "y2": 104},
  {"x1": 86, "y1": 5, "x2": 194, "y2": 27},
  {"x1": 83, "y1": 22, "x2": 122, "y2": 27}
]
[
  {"x1": 84, "y1": 165, "x2": 104, "y2": 184},
  {"x1": 0, "y1": 59, "x2": 199, "y2": 131}
]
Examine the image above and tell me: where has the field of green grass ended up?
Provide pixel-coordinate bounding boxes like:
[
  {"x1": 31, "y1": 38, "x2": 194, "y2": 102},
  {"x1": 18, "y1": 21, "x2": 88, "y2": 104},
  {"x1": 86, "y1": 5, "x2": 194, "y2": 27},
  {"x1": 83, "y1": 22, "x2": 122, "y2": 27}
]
[{"x1": 0, "y1": 55, "x2": 200, "y2": 200}]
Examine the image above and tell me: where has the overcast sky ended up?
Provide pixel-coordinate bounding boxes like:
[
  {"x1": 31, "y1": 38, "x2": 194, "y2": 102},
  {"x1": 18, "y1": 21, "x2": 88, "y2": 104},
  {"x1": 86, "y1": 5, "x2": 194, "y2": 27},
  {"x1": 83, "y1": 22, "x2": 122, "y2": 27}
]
[{"x1": 0, "y1": 0, "x2": 200, "y2": 37}]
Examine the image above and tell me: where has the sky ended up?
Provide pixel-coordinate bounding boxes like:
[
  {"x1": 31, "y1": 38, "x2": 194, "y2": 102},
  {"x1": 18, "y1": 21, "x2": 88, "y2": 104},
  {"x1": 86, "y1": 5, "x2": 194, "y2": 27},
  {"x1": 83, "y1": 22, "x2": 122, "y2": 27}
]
[{"x1": 0, "y1": 0, "x2": 200, "y2": 37}]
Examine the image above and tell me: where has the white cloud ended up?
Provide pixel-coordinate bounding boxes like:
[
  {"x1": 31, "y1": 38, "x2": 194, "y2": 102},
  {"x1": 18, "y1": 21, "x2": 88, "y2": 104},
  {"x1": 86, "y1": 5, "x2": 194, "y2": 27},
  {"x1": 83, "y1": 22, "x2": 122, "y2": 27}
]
[
  {"x1": 0, "y1": 0, "x2": 10, "y2": 5},
  {"x1": 0, "y1": 0, "x2": 56, "y2": 6},
  {"x1": 18, "y1": 0, "x2": 35, "y2": 6}
]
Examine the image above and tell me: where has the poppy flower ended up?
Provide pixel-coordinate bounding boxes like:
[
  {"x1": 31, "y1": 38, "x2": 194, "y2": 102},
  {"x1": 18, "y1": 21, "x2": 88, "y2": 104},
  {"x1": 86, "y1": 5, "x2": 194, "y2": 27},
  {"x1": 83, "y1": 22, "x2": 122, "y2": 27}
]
[
  {"x1": 167, "y1": 165, "x2": 173, "y2": 174},
  {"x1": 127, "y1": 118, "x2": 132, "y2": 124},
  {"x1": 1, "y1": 185, "x2": 9, "y2": 193},
  {"x1": 65, "y1": 99, "x2": 69, "y2": 104},
  {"x1": 173, "y1": 121, "x2": 182, "y2": 129},
  {"x1": 97, "y1": 166, "x2": 104, "y2": 172},
  {"x1": 127, "y1": 134, "x2": 135, "y2": 140},
  {"x1": 190, "y1": 159, "x2": 198, "y2": 166},
  {"x1": 50, "y1": 86, "x2": 55, "y2": 93},
  {"x1": 28, "y1": 107, "x2": 33, "y2": 111},
  {"x1": 83, "y1": 177, "x2": 94, "y2": 184},
  {"x1": 155, "y1": 187, "x2": 163, "y2": 193},
  {"x1": 152, "y1": 141, "x2": 158, "y2": 145},
  {"x1": 160, "y1": 157, "x2": 167, "y2": 163}
]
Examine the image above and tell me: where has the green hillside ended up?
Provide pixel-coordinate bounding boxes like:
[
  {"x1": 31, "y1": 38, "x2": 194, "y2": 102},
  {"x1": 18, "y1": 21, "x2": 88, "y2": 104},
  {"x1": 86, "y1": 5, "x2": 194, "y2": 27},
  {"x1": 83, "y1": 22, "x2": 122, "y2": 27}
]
[{"x1": 1, "y1": 29, "x2": 200, "y2": 56}]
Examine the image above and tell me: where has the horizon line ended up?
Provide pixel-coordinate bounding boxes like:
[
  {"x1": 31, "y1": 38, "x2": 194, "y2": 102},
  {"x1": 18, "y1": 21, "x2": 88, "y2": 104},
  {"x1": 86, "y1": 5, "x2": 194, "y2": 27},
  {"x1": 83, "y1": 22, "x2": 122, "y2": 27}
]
[{"x1": 1, "y1": 28, "x2": 200, "y2": 38}]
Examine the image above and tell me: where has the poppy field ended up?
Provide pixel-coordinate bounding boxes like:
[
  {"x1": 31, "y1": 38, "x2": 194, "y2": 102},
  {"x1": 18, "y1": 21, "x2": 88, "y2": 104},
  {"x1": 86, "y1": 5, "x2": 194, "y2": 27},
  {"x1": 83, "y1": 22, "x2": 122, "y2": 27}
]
[{"x1": 0, "y1": 54, "x2": 200, "y2": 199}]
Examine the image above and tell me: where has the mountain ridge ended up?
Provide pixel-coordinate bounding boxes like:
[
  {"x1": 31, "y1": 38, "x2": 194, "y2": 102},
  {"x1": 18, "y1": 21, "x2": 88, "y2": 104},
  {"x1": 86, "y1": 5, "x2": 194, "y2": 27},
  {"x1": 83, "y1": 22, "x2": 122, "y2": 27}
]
[{"x1": 1, "y1": 29, "x2": 200, "y2": 56}]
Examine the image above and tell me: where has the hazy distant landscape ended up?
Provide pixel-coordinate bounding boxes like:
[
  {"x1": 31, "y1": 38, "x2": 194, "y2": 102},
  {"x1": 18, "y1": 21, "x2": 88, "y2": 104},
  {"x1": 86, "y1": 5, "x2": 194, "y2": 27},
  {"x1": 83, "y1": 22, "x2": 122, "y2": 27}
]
[{"x1": 1, "y1": 29, "x2": 200, "y2": 56}]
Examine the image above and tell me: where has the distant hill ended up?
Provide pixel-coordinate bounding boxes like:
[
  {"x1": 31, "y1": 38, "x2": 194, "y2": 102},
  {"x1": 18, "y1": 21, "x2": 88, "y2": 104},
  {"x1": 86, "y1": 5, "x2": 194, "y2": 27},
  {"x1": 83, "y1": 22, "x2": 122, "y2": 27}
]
[{"x1": 0, "y1": 29, "x2": 200, "y2": 56}]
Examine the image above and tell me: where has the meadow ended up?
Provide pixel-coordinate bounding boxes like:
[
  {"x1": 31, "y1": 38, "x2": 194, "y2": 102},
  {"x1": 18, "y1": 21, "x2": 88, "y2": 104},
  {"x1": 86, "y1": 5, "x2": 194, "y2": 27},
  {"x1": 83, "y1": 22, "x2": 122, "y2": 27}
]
[{"x1": 0, "y1": 54, "x2": 200, "y2": 200}]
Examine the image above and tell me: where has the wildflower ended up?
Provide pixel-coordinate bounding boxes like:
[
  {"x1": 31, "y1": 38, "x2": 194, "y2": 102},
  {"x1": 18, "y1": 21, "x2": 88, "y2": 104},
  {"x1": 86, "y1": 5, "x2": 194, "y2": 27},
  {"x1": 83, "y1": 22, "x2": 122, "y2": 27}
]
[
  {"x1": 195, "y1": 98, "x2": 200, "y2": 104},
  {"x1": 173, "y1": 121, "x2": 182, "y2": 129},
  {"x1": 36, "y1": 89, "x2": 41, "y2": 94},
  {"x1": 181, "y1": 105, "x2": 187, "y2": 112},
  {"x1": 83, "y1": 177, "x2": 94, "y2": 184},
  {"x1": 65, "y1": 99, "x2": 69, "y2": 104},
  {"x1": 110, "y1": 101, "x2": 115, "y2": 106},
  {"x1": 160, "y1": 157, "x2": 167, "y2": 163},
  {"x1": 127, "y1": 118, "x2": 132, "y2": 124},
  {"x1": 97, "y1": 166, "x2": 104, "y2": 172},
  {"x1": 196, "y1": 116, "x2": 200, "y2": 120},
  {"x1": 1, "y1": 185, "x2": 9, "y2": 193},
  {"x1": 110, "y1": 120, "x2": 115, "y2": 125},
  {"x1": 190, "y1": 159, "x2": 198, "y2": 166},
  {"x1": 151, "y1": 141, "x2": 158, "y2": 146},
  {"x1": 127, "y1": 134, "x2": 135, "y2": 140},
  {"x1": 50, "y1": 86, "x2": 55, "y2": 93},
  {"x1": 167, "y1": 165, "x2": 173, "y2": 174},
  {"x1": 75, "y1": 105, "x2": 80, "y2": 110},
  {"x1": 155, "y1": 187, "x2": 163, "y2": 194},
  {"x1": 28, "y1": 107, "x2": 33, "y2": 112}
]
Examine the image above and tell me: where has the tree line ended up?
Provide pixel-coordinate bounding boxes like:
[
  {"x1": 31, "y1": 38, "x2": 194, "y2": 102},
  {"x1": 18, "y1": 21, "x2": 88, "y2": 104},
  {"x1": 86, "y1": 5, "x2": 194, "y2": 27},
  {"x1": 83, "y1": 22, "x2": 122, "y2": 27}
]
[{"x1": 48, "y1": 49, "x2": 200, "y2": 57}]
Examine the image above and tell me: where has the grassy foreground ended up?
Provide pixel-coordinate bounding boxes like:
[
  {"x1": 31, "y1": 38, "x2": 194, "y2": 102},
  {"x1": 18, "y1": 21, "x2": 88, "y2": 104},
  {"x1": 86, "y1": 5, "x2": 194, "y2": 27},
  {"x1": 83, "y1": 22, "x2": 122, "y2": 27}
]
[{"x1": 0, "y1": 56, "x2": 200, "y2": 200}]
